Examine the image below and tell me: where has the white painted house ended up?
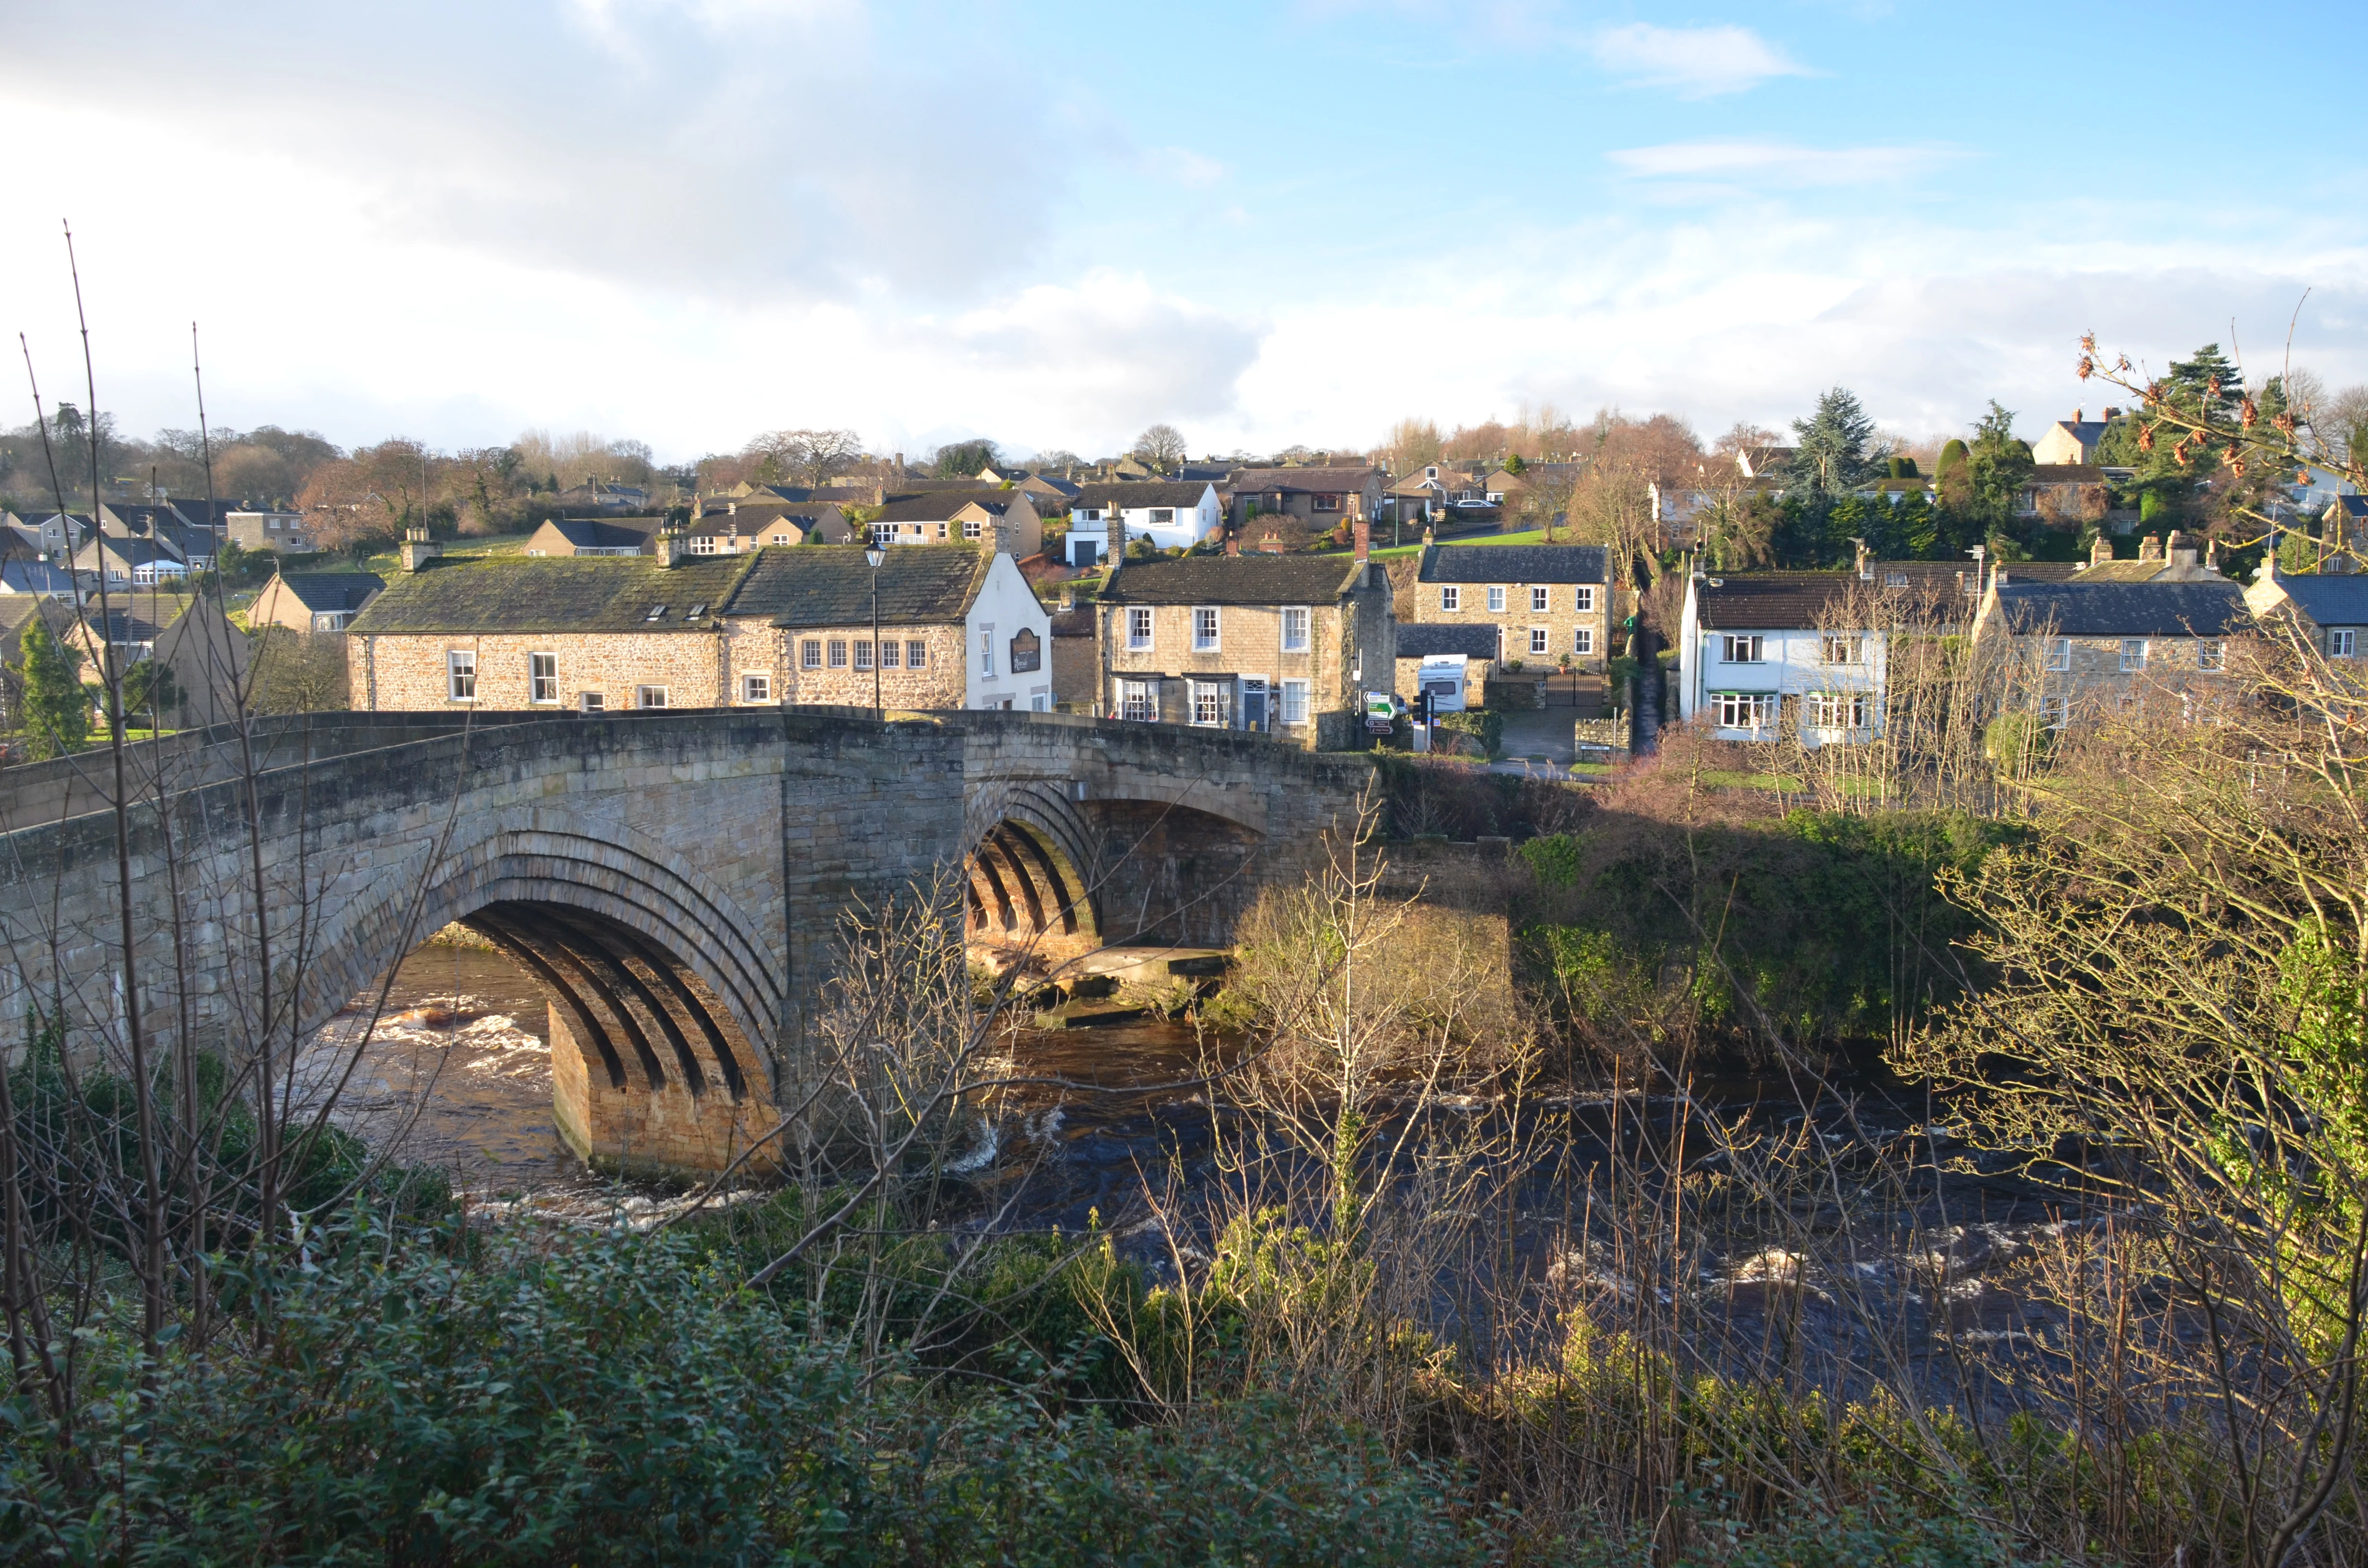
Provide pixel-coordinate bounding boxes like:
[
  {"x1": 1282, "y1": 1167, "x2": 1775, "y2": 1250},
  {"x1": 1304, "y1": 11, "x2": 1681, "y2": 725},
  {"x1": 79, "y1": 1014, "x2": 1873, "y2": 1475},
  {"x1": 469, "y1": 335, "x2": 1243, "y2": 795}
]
[{"x1": 1063, "y1": 481, "x2": 1223, "y2": 565}]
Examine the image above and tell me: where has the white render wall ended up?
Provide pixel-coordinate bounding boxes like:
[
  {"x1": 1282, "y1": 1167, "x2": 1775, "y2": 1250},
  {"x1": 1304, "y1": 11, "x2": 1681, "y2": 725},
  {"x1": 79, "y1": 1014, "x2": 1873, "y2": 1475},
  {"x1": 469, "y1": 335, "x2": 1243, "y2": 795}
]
[
  {"x1": 962, "y1": 550, "x2": 1055, "y2": 710},
  {"x1": 1680, "y1": 610, "x2": 1887, "y2": 747}
]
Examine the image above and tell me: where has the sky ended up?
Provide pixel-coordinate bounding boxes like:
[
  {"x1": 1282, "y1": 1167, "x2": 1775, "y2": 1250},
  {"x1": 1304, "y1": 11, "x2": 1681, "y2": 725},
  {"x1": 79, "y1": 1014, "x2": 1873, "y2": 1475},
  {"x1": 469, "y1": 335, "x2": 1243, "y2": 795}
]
[{"x1": 2, "y1": 0, "x2": 2364, "y2": 468}]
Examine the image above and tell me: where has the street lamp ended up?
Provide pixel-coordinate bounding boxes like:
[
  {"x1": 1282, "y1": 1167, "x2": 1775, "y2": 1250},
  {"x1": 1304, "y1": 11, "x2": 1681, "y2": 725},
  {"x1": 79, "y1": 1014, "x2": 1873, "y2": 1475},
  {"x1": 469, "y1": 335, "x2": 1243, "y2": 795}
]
[{"x1": 865, "y1": 540, "x2": 886, "y2": 720}]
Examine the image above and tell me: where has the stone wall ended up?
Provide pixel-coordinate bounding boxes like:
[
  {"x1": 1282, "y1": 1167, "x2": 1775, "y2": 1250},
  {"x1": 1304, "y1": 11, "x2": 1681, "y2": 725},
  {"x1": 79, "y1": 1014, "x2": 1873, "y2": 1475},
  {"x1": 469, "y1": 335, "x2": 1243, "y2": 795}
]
[
  {"x1": 1404, "y1": 581, "x2": 1609, "y2": 673},
  {"x1": 351, "y1": 629, "x2": 734, "y2": 712},
  {"x1": 778, "y1": 622, "x2": 969, "y2": 708}
]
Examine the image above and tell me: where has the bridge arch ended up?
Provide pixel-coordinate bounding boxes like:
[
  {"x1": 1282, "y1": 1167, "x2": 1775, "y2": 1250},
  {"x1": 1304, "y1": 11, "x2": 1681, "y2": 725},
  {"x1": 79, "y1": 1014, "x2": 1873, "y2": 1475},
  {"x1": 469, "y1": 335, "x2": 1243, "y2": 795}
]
[{"x1": 963, "y1": 782, "x2": 1101, "y2": 958}]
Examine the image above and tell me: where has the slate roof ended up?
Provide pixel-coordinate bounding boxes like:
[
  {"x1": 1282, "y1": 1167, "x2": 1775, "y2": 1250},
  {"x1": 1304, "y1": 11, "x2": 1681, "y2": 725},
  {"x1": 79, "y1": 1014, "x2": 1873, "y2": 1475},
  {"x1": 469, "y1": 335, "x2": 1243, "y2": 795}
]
[
  {"x1": 875, "y1": 492, "x2": 1017, "y2": 524},
  {"x1": 1988, "y1": 580, "x2": 2250, "y2": 638},
  {"x1": 725, "y1": 545, "x2": 990, "y2": 626},
  {"x1": 1694, "y1": 566, "x2": 1992, "y2": 630},
  {"x1": 1417, "y1": 544, "x2": 1607, "y2": 585},
  {"x1": 270, "y1": 572, "x2": 385, "y2": 613},
  {"x1": 1230, "y1": 466, "x2": 1377, "y2": 494},
  {"x1": 1048, "y1": 605, "x2": 1096, "y2": 639},
  {"x1": 2029, "y1": 464, "x2": 2108, "y2": 483},
  {"x1": 543, "y1": 518, "x2": 658, "y2": 550},
  {"x1": 2260, "y1": 572, "x2": 2368, "y2": 626},
  {"x1": 1098, "y1": 555, "x2": 1366, "y2": 606},
  {"x1": 1399, "y1": 624, "x2": 1501, "y2": 660},
  {"x1": 1071, "y1": 482, "x2": 1214, "y2": 512},
  {"x1": 2332, "y1": 496, "x2": 2368, "y2": 522},
  {"x1": 346, "y1": 555, "x2": 759, "y2": 635}
]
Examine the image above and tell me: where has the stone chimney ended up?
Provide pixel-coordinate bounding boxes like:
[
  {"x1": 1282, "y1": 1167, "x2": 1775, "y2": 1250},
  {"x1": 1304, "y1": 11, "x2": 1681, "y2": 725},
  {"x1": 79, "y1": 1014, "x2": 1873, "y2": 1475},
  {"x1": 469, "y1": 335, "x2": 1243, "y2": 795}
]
[
  {"x1": 2090, "y1": 534, "x2": 2114, "y2": 567},
  {"x1": 655, "y1": 526, "x2": 687, "y2": 567},
  {"x1": 1257, "y1": 529, "x2": 1284, "y2": 554},
  {"x1": 2140, "y1": 533, "x2": 2164, "y2": 562},
  {"x1": 1352, "y1": 516, "x2": 1370, "y2": 566},
  {"x1": 1421, "y1": 524, "x2": 1435, "y2": 548},
  {"x1": 399, "y1": 527, "x2": 441, "y2": 572},
  {"x1": 2167, "y1": 529, "x2": 2198, "y2": 572},
  {"x1": 1222, "y1": 528, "x2": 1239, "y2": 557},
  {"x1": 2103, "y1": 406, "x2": 2121, "y2": 420},
  {"x1": 1852, "y1": 537, "x2": 1871, "y2": 580},
  {"x1": 2073, "y1": 407, "x2": 2084, "y2": 424}
]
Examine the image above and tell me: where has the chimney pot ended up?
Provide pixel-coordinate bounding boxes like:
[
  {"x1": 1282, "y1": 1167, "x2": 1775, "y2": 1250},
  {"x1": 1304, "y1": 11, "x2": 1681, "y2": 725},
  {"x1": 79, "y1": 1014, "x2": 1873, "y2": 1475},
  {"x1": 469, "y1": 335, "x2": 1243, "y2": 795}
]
[
  {"x1": 2141, "y1": 534, "x2": 2164, "y2": 561},
  {"x1": 2073, "y1": 407, "x2": 2084, "y2": 424},
  {"x1": 2090, "y1": 534, "x2": 2113, "y2": 566},
  {"x1": 1352, "y1": 515, "x2": 1370, "y2": 565}
]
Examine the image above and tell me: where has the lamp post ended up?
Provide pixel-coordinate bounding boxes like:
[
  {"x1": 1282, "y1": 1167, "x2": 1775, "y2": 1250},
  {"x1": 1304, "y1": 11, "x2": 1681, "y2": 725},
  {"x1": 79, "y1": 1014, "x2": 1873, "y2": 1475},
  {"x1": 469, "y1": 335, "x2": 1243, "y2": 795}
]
[{"x1": 865, "y1": 540, "x2": 885, "y2": 720}]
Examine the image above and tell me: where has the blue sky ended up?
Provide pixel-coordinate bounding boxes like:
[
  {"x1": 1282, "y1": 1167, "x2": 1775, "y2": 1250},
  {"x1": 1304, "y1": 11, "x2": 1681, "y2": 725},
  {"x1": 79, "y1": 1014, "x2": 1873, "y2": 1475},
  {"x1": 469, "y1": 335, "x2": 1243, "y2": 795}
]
[{"x1": 3, "y1": 0, "x2": 2363, "y2": 465}]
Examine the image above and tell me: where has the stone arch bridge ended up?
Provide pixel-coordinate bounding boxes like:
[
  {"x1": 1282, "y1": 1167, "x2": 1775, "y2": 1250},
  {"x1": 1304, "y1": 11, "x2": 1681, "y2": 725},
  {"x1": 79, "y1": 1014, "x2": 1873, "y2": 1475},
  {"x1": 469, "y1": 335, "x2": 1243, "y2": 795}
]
[{"x1": 0, "y1": 710, "x2": 1369, "y2": 1175}]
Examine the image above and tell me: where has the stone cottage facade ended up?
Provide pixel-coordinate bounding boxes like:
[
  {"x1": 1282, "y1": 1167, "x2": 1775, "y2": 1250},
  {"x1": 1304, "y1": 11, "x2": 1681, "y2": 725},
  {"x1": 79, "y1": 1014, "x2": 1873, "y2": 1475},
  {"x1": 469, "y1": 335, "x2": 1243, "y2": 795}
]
[{"x1": 1407, "y1": 542, "x2": 1612, "y2": 674}]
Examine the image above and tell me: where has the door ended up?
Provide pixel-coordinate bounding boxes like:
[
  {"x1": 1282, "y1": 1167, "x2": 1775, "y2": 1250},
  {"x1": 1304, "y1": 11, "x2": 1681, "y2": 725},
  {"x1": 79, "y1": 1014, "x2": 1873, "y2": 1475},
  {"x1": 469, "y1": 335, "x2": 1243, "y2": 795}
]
[{"x1": 1240, "y1": 677, "x2": 1268, "y2": 732}]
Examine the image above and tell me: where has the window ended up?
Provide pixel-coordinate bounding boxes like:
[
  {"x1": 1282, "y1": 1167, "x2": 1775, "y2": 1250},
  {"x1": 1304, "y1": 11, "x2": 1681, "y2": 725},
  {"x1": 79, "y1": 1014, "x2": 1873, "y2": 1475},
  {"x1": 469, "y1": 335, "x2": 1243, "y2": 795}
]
[
  {"x1": 1713, "y1": 692, "x2": 1774, "y2": 732},
  {"x1": 962, "y1": 518, "x2": 983, "y2": 540},
  {"x1": 1440, "y1": 586, "x2": 1461, "y2": 612},
  {"x1": 1191, "y1": 681, "x2": 1226, "y2": 726},
  {"x1": 2331, "y1": 628, "x2": 2359, "y2": 658},
  {"x1": 1009, "y1": 628, "x2": 1041, "y2": 673},
  {"x1": 2196, "y1": 639, "x2": 2225, "y2": 672},
  {"x1": 1194, "y1": 607, "x2": 1220, "y2": 651},
  {"x1": 907, "y1": 639, "x2": 928, "y2": 668},
  {"x1": 643, "y1": 604, "x2": 666, "y2": 622},
  {"x1": 1820, "y1": 634, "x2": 1861, "y2": 665},
  {"x1": 854, "y1": 640, "x2": 874, "y2": 670},
  {"x1": 1884, "y1": 570, "x2": 1911, "y2": 588},
  {"x1": 880, "y1": 639, "x2": 901, "y2": 669},
  {"x1": 1121, "y1": 679, "x2": 1158, "y2": 721},
  {"x1": 1280, "y1": 678, "x2": 1309, "y2": 726},
  {"x1": 802, "y1": 639, "x2": 822, "y2": 669},
  {"x1": 2041, "y1": 695, "x2": 2069, "y2": 730},
  {"x1": 1032, "y1": 693, "x2": 1050, "y2": 711},
  {"x1": 689, "y1": 535, "x2": 718, "y2": 554},
  {"x1": 530, "y1": 652, "x2": 558, "y2": 703},
  {"x1": 2045, "y1": 637, "x2": 2071, "y2": 671},
  {"x1": 1312, "y1": 492, "x2": 1342, "y2": 512},
  {"x1": 1529, "y1": 627, "x2": 1549, "y2": 656},
  {"x1": 770, "y1": 532, "x2": 791, "y2": 546},
  {"x1": 1530, "y1": 586, "x2": 1550, "y2": 612},
  {"x1": 579, "y1": 691, "x2": 605, "y2": 713},
  {"x1": 827, "y1": 639, "x2": 848, "y2": 669},
  {"x1": 1574, "y1": 628, "x2": 1594, "y2": 656},
  {"x1": 870, "y1": 523, "x2": 894, "y2": 547},
  {"x1": 1149, "y1": 508, "x2": 1174, "y2": 526},
  {"x1": 446, "y1": 650, "x2": 477, "y2": 701},
  {"x1": 1574, "y1": 586, "x2": 1595, "y2": 613},
  {"x1": 1721, "y1": 634, "x2": 1765, "y2": 664},
  {"x1": 1809, "y1": 691, "x2": 1868, "y2": 730},
  {"x1": 1486, "y1": 586, "x2": 1506, "y2": 612},
  {"x1": 636, "y1": 686, "x2": 668, "y2": 709},
  {"x1": 2120, "y1": 639, "x2": 2149, "y2": 672},
  {"x1": 743, "y1": 673, "x2": 771, "y2": 702},
  {"x1": 1282, "y1": 607, "x2": 1309, "y2": 652},
  {"x1": 1127, "y1": 607, "x2": 1154, "y2": 650}
]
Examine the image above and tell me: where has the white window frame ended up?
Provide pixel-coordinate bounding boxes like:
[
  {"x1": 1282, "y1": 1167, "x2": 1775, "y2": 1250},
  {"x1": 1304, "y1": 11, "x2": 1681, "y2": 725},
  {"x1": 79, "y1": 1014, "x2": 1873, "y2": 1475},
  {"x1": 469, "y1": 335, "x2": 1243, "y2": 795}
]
[
  {"x1": 2041, "y1": 694, "x2": 2069, "y2": 730},
  {"x1": 827, "y1": 639, "x2": 848, "y2": 669},
  {"x1": 1712, "y1": 692, "x2": 1774, "y2": 733},
  {"x1": 854, "y1": 639, "x2": 874, "y2": 671},
  {"x1": 1190, "y1": 680, "x2": 1227, "y2": 726},
  {"x1": 1280, "y1": 678, "x2": 1309, "y2": 726},
  {"x1": 1440, "y1": 586, "x2": 1460, "y2": 612},
  {"x1": 962, "y1": 517, "x2": 984, "y2": 540},
  {"x1": 689, "y1": 535, "x2": 719, "y2": 555},
  {"x1": 2330, "y1": 628, "x2": 2358, "y2": 658},
  {"x1": 1574, "y1": 627, "x2": 1593, "y2": 656},
  {"x1": 1529, "y1": 626, "x2": 1549, "y2": 656},
  {"x1": 742, "y1": 673, "x2": 771, "y2": 702},
  {"x1": 979, "y1": 624, "x2": 997, "y2": 678},
  {"x1": 880, "y1": 639, "x2": 901, "y2": 669},
  {"x1": 907, "y1": 639, "x2": 928, "y2": 668},
  {"x1": 802, "y1": 639, "x2": 823, "y2": 669},
  {"x1": 1574, "y1": 586, "x2": 1596, "y2": 613},
  {"x1": 2120, "y1": 638, "x2": 2149, "y2": 672},
  {"x1": 1193, "y1": 606, "x2": 1221, "y2": 652},
  {"x1": 2045, "y1": 637, "x2": 2071, "y2": 671},
  {"x1": 1120, "y1": 678, "x2": 1158, "y2": 722},
  {"x1": 1721, "y1": 634, "x2": 1765, "y2": 664},
  {"x1": 1281, "y1": 606, "x2": 1309, "y2": 652},
  {"x1": 1820, "y1": 634, "x2": 1862, "y2": 665},
  {"x1": 1486, "y1": 586, "x2": 1506, "y2": 612},
  {"x1": 1530, "y1": 586, "x2": 1550, "y2": 612},
  {"x1": 2196, "y1": 639, "x2": 2225, "y2": 672},
  {"x1": 529, "y1": 651, "x2": 558, "y2": 704},
  {"x1": 1127, "y1": 606, "x2": 1154, "y2": 650},
  {"x1": 446, "y1": 650, "x2": 477, "y2": 702},
  {"x1": 635, "y1": 685, "x2": 668, "y2": 709},
  {"x1": 1809, "y1": 691, "x2": 1868, "y2": 730}
]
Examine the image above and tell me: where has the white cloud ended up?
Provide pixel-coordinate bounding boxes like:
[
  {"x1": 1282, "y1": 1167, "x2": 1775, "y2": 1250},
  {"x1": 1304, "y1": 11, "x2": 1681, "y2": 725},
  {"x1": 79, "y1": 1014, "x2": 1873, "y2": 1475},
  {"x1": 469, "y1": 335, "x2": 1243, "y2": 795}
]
[
  {"x1": 1608, "y1": 139, "x2": 1967, "y2": 188},
  {"x1": 1588, "y1": 23, "x2": 1811, "y2": 98}
]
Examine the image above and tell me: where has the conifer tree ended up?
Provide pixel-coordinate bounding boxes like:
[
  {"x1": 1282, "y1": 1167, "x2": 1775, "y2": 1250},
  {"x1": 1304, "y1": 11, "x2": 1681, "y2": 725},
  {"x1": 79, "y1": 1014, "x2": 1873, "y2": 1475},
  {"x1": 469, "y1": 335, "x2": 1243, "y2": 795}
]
[{"x1": 14, "y1": 619, "x2": 89, "y2": 760}]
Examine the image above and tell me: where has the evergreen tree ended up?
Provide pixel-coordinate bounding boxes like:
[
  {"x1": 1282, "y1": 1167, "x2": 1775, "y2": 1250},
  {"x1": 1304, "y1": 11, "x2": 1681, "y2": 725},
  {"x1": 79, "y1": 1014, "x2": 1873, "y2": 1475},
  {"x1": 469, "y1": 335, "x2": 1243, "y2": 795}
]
[
  {"x1": 1964, "y1": 402, "x2": 2035, "y2": 535},
  {"x1": 14, "y1": 620, "x2": 89, "y2": 760},
  {"x1": 1788, "y1": 387, "x2": 1887, "y2": 500}
]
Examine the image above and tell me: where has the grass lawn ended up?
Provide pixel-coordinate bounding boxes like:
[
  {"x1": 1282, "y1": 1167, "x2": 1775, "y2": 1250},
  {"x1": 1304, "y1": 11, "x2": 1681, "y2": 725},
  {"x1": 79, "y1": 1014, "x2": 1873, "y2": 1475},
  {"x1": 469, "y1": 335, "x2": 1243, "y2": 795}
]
[{"x1": 1700, "y1": 770, "x2": 1885, "y2": 796}]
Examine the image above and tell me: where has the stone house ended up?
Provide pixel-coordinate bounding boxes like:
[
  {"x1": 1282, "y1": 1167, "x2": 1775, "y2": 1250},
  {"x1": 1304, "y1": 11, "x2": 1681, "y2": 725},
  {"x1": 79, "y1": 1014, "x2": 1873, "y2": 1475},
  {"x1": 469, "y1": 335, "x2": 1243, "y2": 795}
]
[
  {"x1": 556, "y1": 481, "x2": 649, "y2": 514},
  {"x1": 2244, "y1": 566, "x2": 2368, "y2": 663},
  {"x1": 1408, "y1": 542, "x2": 1612, "y2": 674},
  {"x1": 2030, "y1": 409, "x2": 2121, "y2": 466},
  {"x1": 1226, "y1": 466, "x2": 1385, "y2": 531},
  {"x1": 345, "y1": 543, "x2": 1048, "y2": 715},
  {"x1": 1064, "y1": 482, "x2": 1222, "y2": 565},
  {"x1": 1970, "y1": 576, "x2": 2250, "y2": 730},
  {"x1": 1387, "y1": 462, "x2": 1489, "y2": 522},
  {"x1": 868, "y1": 492, "x2": 1043, "y2": 558},
  {"x1": 0, "y1": 598, "x2": 79, "y2": 729},
  {"x1": 248, "y1": 570, "x2": 385, "y2": 632},
  {"x1": 53, "y1": 592, "x2": 250, "y2": 729},
  {"x1": 1095, "y1": 527, "x2": 1394, "y2": 749},
  {"x1": 524, "y1": 517, "x2": 658, "y2": 556},
  {"x1": 226, "y1": 509, "x2": 314, "y2": 553}
]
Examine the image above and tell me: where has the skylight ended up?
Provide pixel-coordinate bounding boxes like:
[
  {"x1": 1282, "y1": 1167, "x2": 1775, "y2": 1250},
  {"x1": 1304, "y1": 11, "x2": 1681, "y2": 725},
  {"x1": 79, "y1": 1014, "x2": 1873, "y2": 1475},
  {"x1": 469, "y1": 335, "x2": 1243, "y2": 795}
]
[{"x1": 644, "y1": 605, "x2": 667, "y2": 621}]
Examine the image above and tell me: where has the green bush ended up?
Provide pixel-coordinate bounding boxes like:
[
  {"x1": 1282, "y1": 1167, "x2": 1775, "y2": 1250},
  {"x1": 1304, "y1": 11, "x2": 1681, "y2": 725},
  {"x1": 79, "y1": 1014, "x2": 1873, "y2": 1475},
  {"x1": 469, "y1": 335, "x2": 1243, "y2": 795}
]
[{"x1": 1436, "y1": 708, "x2": 1502, "y2": 757}]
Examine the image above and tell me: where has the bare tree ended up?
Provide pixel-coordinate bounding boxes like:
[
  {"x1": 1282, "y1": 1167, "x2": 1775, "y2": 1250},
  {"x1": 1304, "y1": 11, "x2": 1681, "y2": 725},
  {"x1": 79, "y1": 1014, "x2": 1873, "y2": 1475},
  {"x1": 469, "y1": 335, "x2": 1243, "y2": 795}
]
[
  {"x1": 1130, "y1": 423, "x2": 1188, "y2": 472},
  {"x1": 745, "y1": 428, "x2": 863, "y2": 491}
]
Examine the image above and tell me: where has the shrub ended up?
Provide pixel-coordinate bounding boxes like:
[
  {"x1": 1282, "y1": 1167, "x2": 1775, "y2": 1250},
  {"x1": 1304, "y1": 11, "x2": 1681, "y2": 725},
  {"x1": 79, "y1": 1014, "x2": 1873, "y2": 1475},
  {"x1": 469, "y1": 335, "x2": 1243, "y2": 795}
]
[{"x1": 1436, "y1": 707, "x2": 1502, "y2": 757}]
